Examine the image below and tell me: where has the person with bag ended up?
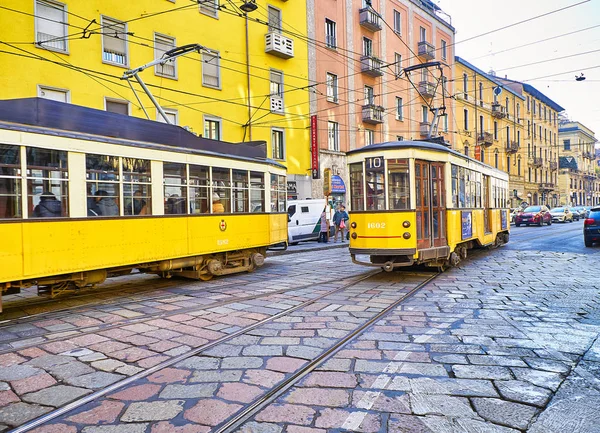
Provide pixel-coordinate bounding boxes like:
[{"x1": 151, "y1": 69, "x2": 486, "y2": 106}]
[{"x1": 333, "y1": 204, "x2": 349, "y2": 242}]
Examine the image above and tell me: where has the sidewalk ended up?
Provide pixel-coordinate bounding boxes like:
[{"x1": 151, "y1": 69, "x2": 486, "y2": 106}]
[{"x1": 267, "y1": 239, "x2": 349, "y2": 257}]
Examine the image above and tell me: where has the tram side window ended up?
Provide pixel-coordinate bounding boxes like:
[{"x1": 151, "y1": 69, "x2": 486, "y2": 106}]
[
  {"x1": 232, "y1": 170, "x2": 249, "y2": 213},
  {"x1": 123, "y1": 158, "x2": 151, "y2": 216},
  {"x1": 366, "y1": 158, "x2": 385, "y2": 210},
  {"x1": 0, "y1": 144, "x2": 21, "y2": 218},
  {"x1": 250, "y1": 171, "x2": 265, "y2": 212},
  {"x1": 270, "y1": 174, "x2": 286, "y2": 212},
  {"x1": 27, "y1": 147, "x2": 68, "y2": 218},
  {"x1": 164, "y1": 162, "x2": 187, "y2": 215},
  {"x1": 212, "y1": 167, "x2": 231, "y2": 213},
  {"x1": 451, "y1": 165, "x2": 458, "y2": 208},
  {"x1": 86, "y1": 154, "x2": 120, "y2": 217},
  {"x1": 190, "y1": 164, "x2": 209, "y2": 214},
  {"x1": 387, "y1": 159, "x2": 409, "y2": 210},
  {"x1": 349, "y1": 163, "x2": 364, "y2": 211}
]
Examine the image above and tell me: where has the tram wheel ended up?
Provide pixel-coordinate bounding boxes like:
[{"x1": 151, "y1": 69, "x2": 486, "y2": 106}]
[{"x1": 198, "y1": 273, "x2": 214, "y2": 281}]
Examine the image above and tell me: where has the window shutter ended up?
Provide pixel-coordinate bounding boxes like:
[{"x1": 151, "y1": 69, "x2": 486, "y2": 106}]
[
  {"x1": 103, "y1": 19, "x2": 126, "y2": 55},
  {"x1": 37, "y1": 1, "x2": 66, "y2": 50}
]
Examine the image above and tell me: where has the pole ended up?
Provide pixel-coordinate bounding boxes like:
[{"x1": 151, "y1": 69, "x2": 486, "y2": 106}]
[
  {"x1": 133, "y1": 73, "x2": 171, "y2": 124},
  {"x1": 245, "y1": 13, "x2": 252, "y2": 141}
]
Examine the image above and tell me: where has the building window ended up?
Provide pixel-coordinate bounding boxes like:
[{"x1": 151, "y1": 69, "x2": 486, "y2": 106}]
[
  {"x1": 526, "y1": 96, "x2": 530, "y2": 111},
  {"x1": 393, "y1": 10, "x2": 401, "y2": 34},
  {"x1": 518, "y1": 158, "x2": 521, "y2": 176},
  {"x1": 441, "y1": 40, "x2": 447, "y2": 60},
  {"x1": 156, "y1": 108, "x2": 178, "y2": 125},
  {"x1": 422, "y1": 106, "x2": 428, "y2": 123},
  {"x1": 463, "y1": 108, "x2": 469, "y2": 130},
  {"x1": 328, "y1": 121, "x2": 339, "y2": 151},
  {"x1": 419, "y1": 26, "x2": 426, "y2": 42},
  {"x1": 199, "y1": 0, "x2": 219, "y2": 18},
  {"x1": 478, "y1": 82, "x2": 483, "y2": 102},
  {"x1": 38, "y1": 86, "x2": 69, "y2": 103},
  {"x1": 396, "y1": 97, "x2": 403, "y2": 120},
  {"x1": 493, "y1": 121, "x2": 498, "y2": 140},
  {"x1": 505, "y1": 97, "x2": 509, "y2": 117},
  {"x1": 394, "y1": 53, "x2": 402, "y2": 77},
  {"x1": 564, "y1": 139, "x2": 571, "y2": 151},
  {"x1": 268, "y1": 6, "x2": 282, "y2": 33},
  {"x1": 204, "y1": 116, "x2": 221, "y2": 140},
  {"x1": 362, "y1": 37, "x2": 372, "y2": 56},
  {"x1": 365, "y1": 129, "x2": 374, "y2": 146},
  {"x1": 202, "y1": 51, "x2": 220, "y2": 89},
  {"x1": 533, "y1": 100, "x2": 536, "y2": 115},
  {"x1": 443, "y1": 114, "x2": 448, "y2": 132},
  {"x1": 464, "y1": 146, "x2": 469, "y2": 157},
  {"x1": 326, "y1": 73, "x2": 338, "y2": 103},
  {"x1": 325, "y1": 19, "x2": 336, "y2": 48},
  {"x1": 270, "y1": 70, "x2": 284, "y2": 113},
  {"x1": 479, "y1": 115, "x2": 484, "y2": 133},
  {"x1": 101, "y1": 16, "x2": 128, "y2": 66},
  {"x1": 517, "y1": 130, "x2": 520, "y2": 145},
  {"x1": 364, "y1": 86, "x2": 374, "y2": 105},
  {"x1": 463, "y1": 73, "x2": 468, "y2": 98},
  {"x1": 35, "y1": 0, "x2": 68, "y2": 52},
  {"x1": 516, "y1": 103, "x2": 520, "y2": 123},
  {"x1": 154, "y1": 33, "x2": 176, "y2": 78},
  {"x1": 272, "y1": 128, "x2": 285, "y2": 160},
  {"x1": 105, "y1": 99, "x2": 129, "y2": 115},
  {"x1": 495, "y1": 152, "x2": 499, "y2": 169}
]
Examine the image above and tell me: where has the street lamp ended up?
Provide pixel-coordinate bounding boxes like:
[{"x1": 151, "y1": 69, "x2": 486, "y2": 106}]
[{"x1": 527, "y1": 192, "x2": 532, "y2": 206}]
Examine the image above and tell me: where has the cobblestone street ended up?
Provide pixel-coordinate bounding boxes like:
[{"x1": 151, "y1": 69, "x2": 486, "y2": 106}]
[{"x1": 1, "y1": 227, "x2": 600, "y2": 432}]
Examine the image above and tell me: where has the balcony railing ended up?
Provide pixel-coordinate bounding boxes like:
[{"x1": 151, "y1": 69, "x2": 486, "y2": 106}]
[
  {"x1": 539, "y1": 182, "x2": 554, "y2": 191},
  {"x1": 477, "y1": 132, "x2": 493, "y2": 147},
  {"x1": 325, "y1": 35, "x2": 337, "y2": 49},
  {"x1": 583, "y1": 151, "x2": 594, "y2": 159},
  {"x1": 530, "y1": 157, "x2": 543, "y2": 168},
  {"x1": 265, "y1": 32, "x2": 294, "y2": 59},
  {"x1": 359, "y1": 8, "x2": 382, "y2": 32},
  {"x1": 417, "y1": 41, "x2": 435, "y2": 60},
  {"x1": 550, "y1": 161, "x2": 558, "y2": 171},
  {"x1": 362, "y1": 104, "x2": 384, "y2": 124},
  {"x1": 420, "y1": 122, "x2": 431, "y2": 137},
  {"x1": 360, "y1": 55, "x2": 384, "y2": 77},
  {"x1": 418, "y1": 81, "x2": 436, "y2": 98},
  {"x1": 491, "y1": 103, "x2": 507, "y2": 119},
  {"x1": 506, "y1": 140, "x2": 519, "y2": 154}
]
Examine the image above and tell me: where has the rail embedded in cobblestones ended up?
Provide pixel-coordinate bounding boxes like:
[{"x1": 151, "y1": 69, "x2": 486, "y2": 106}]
[{"x1": 10, "y1": 269, "x2": 381, "y2": 433}]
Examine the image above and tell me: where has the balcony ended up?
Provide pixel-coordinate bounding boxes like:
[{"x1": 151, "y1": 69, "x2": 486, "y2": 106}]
[
  {"x1": 477, "y1": 132, "x2": 493, "y2": 147},
  {"x1": 265, "y1": 32, "x2": 294, "y2": 59},
  {"x1": 362, "y1": 104, "x2": 384, "y2": 124},
  {"x1": 550, "y1": 161, "x2": 558, "y2": 171},
  {"x1": 270, "y1": 95, "x2": 284, "y2": 114},
  {"x1": 360, "y1": 55, "x2": 384, "y2": 77},
  {"x1": 530, "y1": 157, "x2": 543, "y2": 168},
  {"x1": 418, "y1": 81, "x2": 436, "y2": 98},
  {"x1": 583, "y1": 151, "x2": 594, "y2": 160},
  {"x1": 539, "y1": 182, "x2": 554, "y2": 191},
  {"x1": 506, "y1": 140, "x2": 519, "y2": 154},
  {"x1": 491, "y1": 103, "x2": 507, "y2": 119},
  {"x1": 359, "y1": 8, "x2": 382, "y2": 32},
  {"x1": 420, "y1": 122, "x2": 431, "y2": 137},
  {"x1": 417, "y1": 41, "x2": 435, "y2": 60}
]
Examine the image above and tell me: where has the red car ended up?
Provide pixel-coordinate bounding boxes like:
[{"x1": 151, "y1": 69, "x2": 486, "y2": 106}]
[{"x1": 515, "y1": 205, "x2": 552, "y2": 227}]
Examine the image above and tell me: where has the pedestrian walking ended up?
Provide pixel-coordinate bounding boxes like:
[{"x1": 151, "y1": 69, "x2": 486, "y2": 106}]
[
  {"x1": 333, "y1": 204, "x2": 349, "y2": 242},
  {"x1": 319, "y1": 210, "x2": 328, "y2": 243}
]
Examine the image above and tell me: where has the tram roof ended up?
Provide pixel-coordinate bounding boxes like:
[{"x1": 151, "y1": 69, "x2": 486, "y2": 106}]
[
  {"x1": 347, "y1": 140, "x2": 507, "y2": 174},
  {"x1": 0, "y1": 98, "x2": 284, "y2": 168}
]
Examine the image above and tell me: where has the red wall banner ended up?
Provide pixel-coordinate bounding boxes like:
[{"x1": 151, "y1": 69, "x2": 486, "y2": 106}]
[{"x1": 311, "y1": 115, "x2": 319, "y2": 179}]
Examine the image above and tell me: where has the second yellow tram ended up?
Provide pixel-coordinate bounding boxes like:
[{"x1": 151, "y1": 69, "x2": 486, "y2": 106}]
[{"x1": 346, "y1": 140, "x2": 510, "y2": 270}]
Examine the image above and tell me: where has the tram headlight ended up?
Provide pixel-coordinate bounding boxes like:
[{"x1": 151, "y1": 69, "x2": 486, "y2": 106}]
[
  {"x1": 402, "y1": 221, "x2": 410, "y2": 228},
  {"x1": 351, "y1": 232, "x2": 357, "y2": 239},
  {"x1": 351, "y1": 222, "x2": 357, "y2": 229},
  {"x1": 403, "y1": 232, "x2": 411, "y2": 239}
]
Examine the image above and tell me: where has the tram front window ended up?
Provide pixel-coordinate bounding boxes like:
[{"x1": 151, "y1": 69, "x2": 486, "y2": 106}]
[
  {"x1": 365, "y1": 157, "x2": 385, "y2": 211},
  {"x1": 388, "y1": 159, "x2": 409, "y2": 210}
]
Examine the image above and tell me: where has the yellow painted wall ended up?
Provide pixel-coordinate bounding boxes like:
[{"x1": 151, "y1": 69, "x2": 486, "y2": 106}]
[{"x1": 0, "y1": 1, "x2": 310, "y2": 175}]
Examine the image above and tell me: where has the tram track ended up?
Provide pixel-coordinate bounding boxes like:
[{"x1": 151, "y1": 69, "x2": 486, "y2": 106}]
[
  {"x1": 0, "y1": 269, "x2": 375, "y2": 355},
  {"x1": 11, "y1": 268, "x2": 385, "y2": 433}
]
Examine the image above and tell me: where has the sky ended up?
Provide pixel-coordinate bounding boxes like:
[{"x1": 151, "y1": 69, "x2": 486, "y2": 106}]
[{"x1": 436, "y1": 0, "x2": 600, "y2": 145}]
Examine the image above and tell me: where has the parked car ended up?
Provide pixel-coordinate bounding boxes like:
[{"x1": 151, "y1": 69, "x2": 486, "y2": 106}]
[
  {"x1": 550, "y1": 207, "x2": 574, "y2": 223},
  {"x1": 572, "y1": 206, "x2": 589, "y2": 220},
  {"x1": 584, "y1": 207, "x2": 600, "y2": 247},
  {"x1": 510, "y1": 208, "x2": 522, "y2": 224},
  {"x1": 515, "y1": 205, "x2": 552, "y2": 227}
]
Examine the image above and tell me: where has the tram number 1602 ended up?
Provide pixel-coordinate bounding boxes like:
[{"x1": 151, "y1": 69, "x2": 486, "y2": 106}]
[{"x1": 367, "y1": 222, "x2": 386, "y2": 229}]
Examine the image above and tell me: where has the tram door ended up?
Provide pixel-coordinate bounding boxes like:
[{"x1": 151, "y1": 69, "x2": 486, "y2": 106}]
[
  {"x1": 483, "y1": 175, "x2": 491, "y2": 233},
  {"x1": 415, "y1": 161, "x2": 447, "y2": 250}
]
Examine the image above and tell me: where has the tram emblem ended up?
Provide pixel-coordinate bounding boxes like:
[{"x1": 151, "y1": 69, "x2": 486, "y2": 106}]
[{"x1": 219, "y1": 219, "x2": 227, "y2": 231}]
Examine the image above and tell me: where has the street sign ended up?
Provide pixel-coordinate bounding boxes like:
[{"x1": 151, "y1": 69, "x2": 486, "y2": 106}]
[
  {"x1": 323, "y1": 168, "x2": 332, "y2": 196},
  {"x1": 310, "y1": 115, "x2": 319, "y2": 179}
]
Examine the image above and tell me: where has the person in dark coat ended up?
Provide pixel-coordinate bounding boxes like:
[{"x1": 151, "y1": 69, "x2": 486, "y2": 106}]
[
  {"x1": 94, "y1": 190, "x2": 119, "y2": 216},
  {"x1": 332, "y1": 204, "x2": 349, "y2": 242},
  {"x1": 32, "y1": 191, "x2": 62, "y2": 218}
]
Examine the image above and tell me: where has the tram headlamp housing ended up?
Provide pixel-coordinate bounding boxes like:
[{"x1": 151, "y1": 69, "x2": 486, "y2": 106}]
[
  {"x1": 351, "y1": 222, "x2": 357, "y2": 229},
  {"x1": 402, "y1": 221, "x2": 410, "y2": 228},
  {"x1": 351, "y1": 232, "x2": 357, "y2": 239},
  {"x1": 403, "y1": 232, "x2": 411, "y2": 239}
]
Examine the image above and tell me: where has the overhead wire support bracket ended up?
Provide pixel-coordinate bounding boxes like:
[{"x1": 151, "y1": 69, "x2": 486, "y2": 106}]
[{"x1": 121, "y1": 44, "x2": 205, "y2": 124}]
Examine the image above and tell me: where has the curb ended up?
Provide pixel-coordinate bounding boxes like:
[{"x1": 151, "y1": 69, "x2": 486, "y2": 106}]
[{"x1": 267, "y1": 243, "x2": 349, "y2": 257}]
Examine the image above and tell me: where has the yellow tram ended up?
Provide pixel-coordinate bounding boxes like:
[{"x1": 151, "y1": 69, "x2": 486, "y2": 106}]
[
  {"x1": 0, "y1": 98, "x2": 287, "y2": 311},
  {"x1": 346, "y1": 140, "x2": 510, "y2": 270}
]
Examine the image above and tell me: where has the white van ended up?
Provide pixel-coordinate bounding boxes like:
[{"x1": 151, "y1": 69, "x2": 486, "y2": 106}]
[{"x1": 287, "y1": 199, "x2": 327, "y2": 244}]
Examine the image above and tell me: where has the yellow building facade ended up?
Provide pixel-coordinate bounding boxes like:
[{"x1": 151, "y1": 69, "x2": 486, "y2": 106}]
[
  {"x1": 453, "y1": 57, "x2": 526, "y2": 207},
  {"x1": 0, "y1": 0, "x2": 311, "y2": 192}
]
